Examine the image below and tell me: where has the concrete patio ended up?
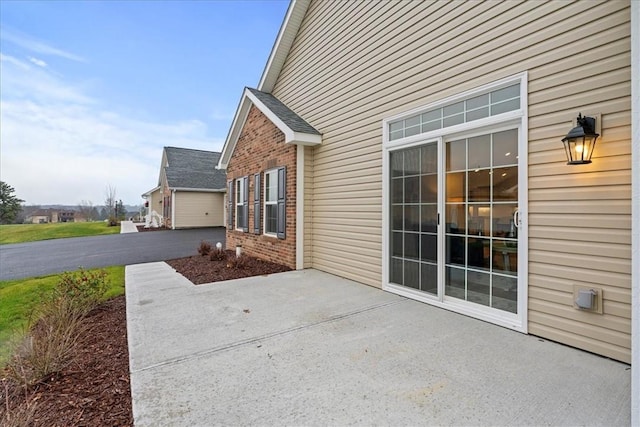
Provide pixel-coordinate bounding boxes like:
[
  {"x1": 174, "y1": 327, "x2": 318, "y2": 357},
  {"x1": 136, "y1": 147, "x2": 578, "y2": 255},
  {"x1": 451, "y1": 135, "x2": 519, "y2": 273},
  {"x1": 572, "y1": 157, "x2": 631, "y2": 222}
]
[{"x1": 126, "y1": 263, "x2": 631, "y2": 426}]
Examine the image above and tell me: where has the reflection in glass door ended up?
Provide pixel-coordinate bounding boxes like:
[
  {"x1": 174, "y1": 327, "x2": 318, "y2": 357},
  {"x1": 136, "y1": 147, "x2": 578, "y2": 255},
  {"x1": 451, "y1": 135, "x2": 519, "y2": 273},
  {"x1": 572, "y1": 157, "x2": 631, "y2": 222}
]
[
  {"x1": 445, "y1": 130, "x2": 519, "y2": 313},
  {"x1": 390, "y1": 142, "x2": 438, "y2": 295}
]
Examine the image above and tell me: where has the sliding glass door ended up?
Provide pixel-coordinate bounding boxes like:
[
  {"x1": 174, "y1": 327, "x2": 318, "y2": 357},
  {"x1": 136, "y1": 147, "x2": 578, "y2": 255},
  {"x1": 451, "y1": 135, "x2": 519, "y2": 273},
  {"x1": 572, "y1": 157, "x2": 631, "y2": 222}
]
[{"x1": 389, "y1": 128, "x2": 521, "y2": 316}]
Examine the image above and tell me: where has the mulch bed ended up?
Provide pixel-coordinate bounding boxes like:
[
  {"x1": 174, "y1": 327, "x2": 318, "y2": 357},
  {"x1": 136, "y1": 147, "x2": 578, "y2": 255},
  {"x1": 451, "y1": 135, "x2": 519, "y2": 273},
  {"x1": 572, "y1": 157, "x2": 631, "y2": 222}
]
[
  {"x1": 2, "y1": 251, "x2": 290, "y2": 426},
  {"x1": 1, "y1": 297, "x2": 132, "y2": 427},
  {"x1": 135, "y1": 225, "x2": 168, "y2": 232},
  {"x1": 166, "y1": 250, "x2": 292, "y2": 284}
]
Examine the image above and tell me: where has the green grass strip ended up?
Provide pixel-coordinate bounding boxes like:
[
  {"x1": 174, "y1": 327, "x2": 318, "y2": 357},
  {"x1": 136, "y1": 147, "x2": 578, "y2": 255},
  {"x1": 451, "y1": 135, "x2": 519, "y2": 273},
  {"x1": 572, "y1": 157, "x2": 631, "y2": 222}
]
[
  {"x1": 0, "y1": 222, "x2": 122, "y2": 245},
  {"x1": 0, "y1": 266, "x2": 125, "y2": 364}
]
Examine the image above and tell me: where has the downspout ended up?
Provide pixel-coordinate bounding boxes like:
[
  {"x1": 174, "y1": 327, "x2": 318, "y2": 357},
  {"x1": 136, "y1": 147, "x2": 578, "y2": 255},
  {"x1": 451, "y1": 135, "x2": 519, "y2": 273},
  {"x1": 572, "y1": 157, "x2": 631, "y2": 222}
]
[
  {"x1": 171, "y1": 189, "x2": 176, "y2": 230},
  {"x1": 296, "y1": 145, "x2": 304, "y2": 270}
]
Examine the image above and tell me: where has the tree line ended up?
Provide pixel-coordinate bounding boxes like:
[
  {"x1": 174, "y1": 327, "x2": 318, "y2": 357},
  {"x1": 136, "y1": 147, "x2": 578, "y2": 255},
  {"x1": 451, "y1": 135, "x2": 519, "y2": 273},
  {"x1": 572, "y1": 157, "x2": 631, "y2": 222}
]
[{"x1": 0, "y1": 181, "x2": 140, "y2": 225}]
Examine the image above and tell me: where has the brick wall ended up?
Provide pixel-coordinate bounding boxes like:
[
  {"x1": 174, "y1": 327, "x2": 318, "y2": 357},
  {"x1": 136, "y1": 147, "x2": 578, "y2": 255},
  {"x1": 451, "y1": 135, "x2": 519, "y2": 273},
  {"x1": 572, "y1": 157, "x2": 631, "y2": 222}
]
[
  {"x1": 226, "y1": 105, "x2": 297, "y2": 269},
  {"x1": 161, "y1": 175, "x2": 172, "y2": 228}
]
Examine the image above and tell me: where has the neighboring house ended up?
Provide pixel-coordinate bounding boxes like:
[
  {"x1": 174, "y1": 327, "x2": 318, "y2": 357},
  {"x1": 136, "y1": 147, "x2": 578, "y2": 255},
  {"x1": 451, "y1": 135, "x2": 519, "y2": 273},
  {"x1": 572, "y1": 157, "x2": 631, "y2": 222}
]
[
  {"x1": 143, "y1": 147, "x2": 226, "y2": 229},
  {"x1": 26, "y1": 209, "x2": 77, "y2": 223},
  {"x1": 219, "y1": 0, "x2": 638, "y2": 372},
  {"x1": 141, "y1": 185, "x2": 162, "y2": 220},
  {"x1": 26, "y1": 209, "x2": 52, "y2": 224}
]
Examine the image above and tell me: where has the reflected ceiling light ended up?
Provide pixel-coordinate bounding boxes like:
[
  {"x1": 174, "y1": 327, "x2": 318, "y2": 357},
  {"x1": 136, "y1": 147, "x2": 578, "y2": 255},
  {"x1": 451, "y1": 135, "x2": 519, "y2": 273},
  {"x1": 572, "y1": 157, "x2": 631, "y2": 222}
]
[{"x1": 561, "y1": 113, "x2": 599, "y2": 165}]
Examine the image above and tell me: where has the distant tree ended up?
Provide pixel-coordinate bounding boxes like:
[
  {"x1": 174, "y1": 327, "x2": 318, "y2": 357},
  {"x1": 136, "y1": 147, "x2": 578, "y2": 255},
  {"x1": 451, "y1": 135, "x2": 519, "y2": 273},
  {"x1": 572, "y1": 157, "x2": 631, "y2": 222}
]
[
  {"x1": 104, "y1": 185, "x2": 117, "y2": 225},
  {"x1": 115, "y1": 200, "x2": 126, "y2": 221},
  {"x1": 0, "y1": 181, "x2": 25, "y2": 224},
  {"x1": 90, "y1": 206, "x2": 99, "y2": 221},
  {"x1": 78, "y1": 200, "x2": 97, "y2": 222},
  {"x1": 98, "y1": 206, "x2": 109, "y2": 221}
]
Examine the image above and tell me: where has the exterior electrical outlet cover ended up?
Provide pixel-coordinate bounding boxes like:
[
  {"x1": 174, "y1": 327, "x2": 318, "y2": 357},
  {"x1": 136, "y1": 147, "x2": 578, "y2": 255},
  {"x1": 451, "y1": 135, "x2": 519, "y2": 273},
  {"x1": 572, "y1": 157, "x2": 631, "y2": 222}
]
[
  {"x1": 576, "y1": 289, "x2": 595, "y2": 309},
  {"x1": 572, "y1": 285, "x2": 604, "y2": 314}
]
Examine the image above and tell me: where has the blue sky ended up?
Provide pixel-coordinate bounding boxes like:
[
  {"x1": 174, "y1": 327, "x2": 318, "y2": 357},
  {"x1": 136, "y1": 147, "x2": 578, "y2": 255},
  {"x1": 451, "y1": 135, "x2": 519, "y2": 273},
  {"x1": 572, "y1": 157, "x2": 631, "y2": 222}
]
[{"x1": 0, "y1": 0, "x2": 289, "y2": 206}]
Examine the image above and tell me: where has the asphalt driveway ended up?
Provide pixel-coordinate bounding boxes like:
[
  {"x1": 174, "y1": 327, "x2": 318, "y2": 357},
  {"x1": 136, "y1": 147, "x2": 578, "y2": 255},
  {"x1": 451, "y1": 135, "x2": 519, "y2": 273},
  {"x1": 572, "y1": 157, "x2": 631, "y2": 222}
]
[
  {"x1": 0, "y1": 228, "x2": 225, "y2": 280},
  {"x1": 126, "y1": 264, "x2": 631, "y2": 426}
]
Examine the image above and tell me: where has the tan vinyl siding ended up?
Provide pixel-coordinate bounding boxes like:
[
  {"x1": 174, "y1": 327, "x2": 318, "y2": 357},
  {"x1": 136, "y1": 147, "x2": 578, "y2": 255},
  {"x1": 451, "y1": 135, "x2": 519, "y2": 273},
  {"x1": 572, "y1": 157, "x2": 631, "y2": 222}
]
[
  {"x1": 272, "y1": 0, "x2": 631, "y2": 362},
  {"x1": 173, "y1": 192, "x2": 224, "y2": 228},
  {"x1": 304, "y1": 145, "x2": 314, "y2": 268},
  {"x1": 148, "y1": 189, "x2": 162, "y2": 215}
]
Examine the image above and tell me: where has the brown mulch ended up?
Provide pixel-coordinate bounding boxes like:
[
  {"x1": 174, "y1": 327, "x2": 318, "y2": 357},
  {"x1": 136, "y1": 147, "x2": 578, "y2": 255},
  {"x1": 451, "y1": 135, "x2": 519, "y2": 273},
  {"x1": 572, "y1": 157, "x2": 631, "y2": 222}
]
[
  {"x1": 135, "y1": 225, "x2": 168, "y2": 232},
  {"x1": 1, "y1": 297, "x2": 132, "y2": 427},
  {"x1": 2, "y1": 251, "x2": 290, "y2": 426},
  {"x1": 166, "y1": 250, "x2": 292, "y2": 284}
]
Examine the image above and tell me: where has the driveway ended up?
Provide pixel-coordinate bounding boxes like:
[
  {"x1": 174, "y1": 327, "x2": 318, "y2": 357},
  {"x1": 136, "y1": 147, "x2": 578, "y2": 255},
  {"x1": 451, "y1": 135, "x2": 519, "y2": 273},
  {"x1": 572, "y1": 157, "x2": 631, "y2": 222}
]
[
  {"x1": 0, "y1": 228, "x2": 225, "y2": 280},
  {"x1": 126, "y1": 264, "x2": 631, "y2": 426}
]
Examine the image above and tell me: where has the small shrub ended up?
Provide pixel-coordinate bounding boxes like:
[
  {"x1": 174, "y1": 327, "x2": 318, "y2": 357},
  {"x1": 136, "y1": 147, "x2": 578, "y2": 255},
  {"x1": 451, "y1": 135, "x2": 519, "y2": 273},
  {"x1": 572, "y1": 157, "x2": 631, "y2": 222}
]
[
  {"x1": 210, "y1": 247, "x2": 227, "y2": 261},
  {"x1": 197, "y1": 241, "x2": 212, "y2": 256},
  {"x1": 3, "y1": 268, "x2": 107, "y2": 388},
  {"x1": 226, "y1": 254, "x2": 245, "y2": 269},
  {"x1": 54, "y1": 268, "x2": 109, "y2": 316},
  {"x1": 4, "y1": 297, "x2": 85, "y2": 388}
]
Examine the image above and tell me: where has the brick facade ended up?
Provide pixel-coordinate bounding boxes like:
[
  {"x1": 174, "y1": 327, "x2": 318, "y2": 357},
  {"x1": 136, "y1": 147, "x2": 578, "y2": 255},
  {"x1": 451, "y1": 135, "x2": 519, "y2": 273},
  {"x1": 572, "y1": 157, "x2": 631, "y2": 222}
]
[
  {"x1": 226, "y1": 105, "x2": 297, "y2": 269},
  {"x1": 161, "y1": 175, "x2": 172, "y2": 228}
]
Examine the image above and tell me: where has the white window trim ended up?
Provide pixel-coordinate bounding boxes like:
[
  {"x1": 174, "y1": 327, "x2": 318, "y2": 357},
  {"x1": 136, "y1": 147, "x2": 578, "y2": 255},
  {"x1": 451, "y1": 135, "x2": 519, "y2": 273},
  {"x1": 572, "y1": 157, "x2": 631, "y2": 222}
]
[
  {"x1": 381, "y1": 72, "x2": 528, "y2": 333},
  {"x1": 235, "y1": 176, "x2": 246, "y2": 232},
  {"x1": 263, "y1": 168, "x2": 278, "y2": 237}
]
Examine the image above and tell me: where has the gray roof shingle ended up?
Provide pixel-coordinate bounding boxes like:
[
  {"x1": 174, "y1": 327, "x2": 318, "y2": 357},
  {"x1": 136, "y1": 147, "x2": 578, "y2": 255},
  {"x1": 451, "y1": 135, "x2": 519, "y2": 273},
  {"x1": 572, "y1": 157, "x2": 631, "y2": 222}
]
[
  {"x1": 247, "y1": 88, "x2": 320, "y2": 135},
  {"x1": 164, "y1": 147, "x2": 226, "y2": 190}
]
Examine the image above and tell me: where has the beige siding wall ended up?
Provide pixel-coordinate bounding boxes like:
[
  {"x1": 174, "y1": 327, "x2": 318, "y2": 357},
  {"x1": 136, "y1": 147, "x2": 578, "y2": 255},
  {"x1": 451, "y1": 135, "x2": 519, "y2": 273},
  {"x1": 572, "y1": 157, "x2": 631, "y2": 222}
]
[
  {"x1": 148, "y1": 188, "x2": 162, "y2": 216},
  {"x1": 173, "y1": 192, "x2": 224, "y2": 228},
  {"x1": 272, "y1": 0, "x2": 631, "y2": 362}
]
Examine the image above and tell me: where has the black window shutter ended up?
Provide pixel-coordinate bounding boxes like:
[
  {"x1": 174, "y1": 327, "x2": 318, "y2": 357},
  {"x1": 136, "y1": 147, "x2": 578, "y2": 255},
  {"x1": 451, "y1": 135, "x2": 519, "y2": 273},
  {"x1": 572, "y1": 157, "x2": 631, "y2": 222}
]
[
  {"x1": 277, "y1": 167, "x2": 286, "y2": 239},
  {"x1": 227, "y1": 180, "x2": 233, "y2": 229},
  {"x1": 242, "y1": 177, "x2": 249, "y2": 232},
  {"x1": 253, "y1": 173, "x2": 261, "y2": 234}
]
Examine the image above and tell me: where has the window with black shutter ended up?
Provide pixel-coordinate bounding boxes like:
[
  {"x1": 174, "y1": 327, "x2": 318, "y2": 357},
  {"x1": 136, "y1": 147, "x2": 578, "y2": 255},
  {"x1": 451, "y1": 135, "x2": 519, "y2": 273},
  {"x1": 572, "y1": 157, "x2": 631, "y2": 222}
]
[
  {"x1": 227, "y1": 180, "x2": 233, "y2": 229},
  {"x1": 277, "y1": 167, "x2": 286, "y2": 239},
  {"x1": 235, "y1": 176, "x2": 248, "y2": 232},
  {"x1": 254, "y1": 173, "x2": 261, "y2": 234}
]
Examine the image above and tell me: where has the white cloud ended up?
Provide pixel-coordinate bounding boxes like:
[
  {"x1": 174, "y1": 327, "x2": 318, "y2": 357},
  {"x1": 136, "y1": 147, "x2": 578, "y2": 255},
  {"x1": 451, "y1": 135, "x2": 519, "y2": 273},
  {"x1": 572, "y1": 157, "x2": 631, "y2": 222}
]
[
  {"x1": 0, "y1": 50, "x2": 222, "y2": 206},
  {"x1": 1, "y1": 53, "x2": 93, "y2": 104},
  {"x1": 1, "y1": 28, "x2": 86, "y2": 62},
  {"x1": 210, "y1": 108, "x2": 234, "y2": 121},
  {"x1": 28, "y1": 56, "x2": 47, "y2": 67}
]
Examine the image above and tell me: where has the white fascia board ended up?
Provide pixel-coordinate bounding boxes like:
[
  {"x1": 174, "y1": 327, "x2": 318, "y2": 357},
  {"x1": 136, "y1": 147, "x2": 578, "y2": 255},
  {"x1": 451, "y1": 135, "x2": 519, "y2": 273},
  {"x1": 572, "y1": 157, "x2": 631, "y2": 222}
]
[
  {"x1": 219, "y1": 86, "x2": 321, "y2": 170},
  {"x1": 291, "y1": 131, "x2": 322, "y2": 146},
  {"x1": 258, "y1": 0, "x2": 311, "y2": 92},
  {"x1": 170, "y1": 187, "x2": 226, "y2": 193},
  {"x1": 141, "y1": 185, "x2": 161, "y2": 197},
  {"x1": 245, "y1": 89, "x2": 321, "y2": 146}
]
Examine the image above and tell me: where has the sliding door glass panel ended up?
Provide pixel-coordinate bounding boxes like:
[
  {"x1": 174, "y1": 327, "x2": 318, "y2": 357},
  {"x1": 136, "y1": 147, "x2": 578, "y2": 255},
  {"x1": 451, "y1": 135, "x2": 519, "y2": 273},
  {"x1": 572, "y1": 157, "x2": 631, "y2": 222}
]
[
  {"x1": 389, "y1": 142, "x2": 438, "y2": 296},
  {"x1": 444, "y1": 130, "x2": 519, "y2": 313}
]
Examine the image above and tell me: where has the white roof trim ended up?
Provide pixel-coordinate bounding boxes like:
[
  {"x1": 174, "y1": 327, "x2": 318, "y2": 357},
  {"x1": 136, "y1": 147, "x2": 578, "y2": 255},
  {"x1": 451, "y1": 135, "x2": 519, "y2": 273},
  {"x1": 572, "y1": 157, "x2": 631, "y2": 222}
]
[
  {"x1": 258, "y1": 0, "x2": 311, "y2": 92},
  {"x1": 170, "y1": 187, "x2": 226, "y2": 193},
  {"x1": 142, "y1": 186, "x2": 161, "y2": 197},
  {"x1": 218, "y1": 87, "x2": 321, "y2": 169}
]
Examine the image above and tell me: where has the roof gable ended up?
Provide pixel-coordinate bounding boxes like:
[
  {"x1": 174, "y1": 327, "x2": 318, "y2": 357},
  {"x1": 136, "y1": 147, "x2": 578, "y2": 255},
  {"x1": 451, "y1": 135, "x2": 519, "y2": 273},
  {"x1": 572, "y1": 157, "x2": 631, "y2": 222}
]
[
  {"x1": 257, "y1": 0, "x2": 311, "y2": 92},
  {"x1": 218, "y1": 87, "x2": 321, "y2": 169},
  {"x1": 161, "y1": 147, "x2": 226, "y2": 191}
]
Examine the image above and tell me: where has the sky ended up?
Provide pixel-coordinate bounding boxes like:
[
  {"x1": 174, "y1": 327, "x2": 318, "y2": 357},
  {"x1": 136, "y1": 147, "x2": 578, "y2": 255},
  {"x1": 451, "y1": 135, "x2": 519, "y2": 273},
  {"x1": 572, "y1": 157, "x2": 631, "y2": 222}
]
[{"x1": 0, "y1": 0, "x2": 289, "y2": 206}]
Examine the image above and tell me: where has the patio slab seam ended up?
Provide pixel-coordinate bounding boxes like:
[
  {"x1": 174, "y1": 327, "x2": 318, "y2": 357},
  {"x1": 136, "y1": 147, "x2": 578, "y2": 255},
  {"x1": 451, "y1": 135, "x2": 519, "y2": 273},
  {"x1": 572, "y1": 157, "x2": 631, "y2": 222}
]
[{"x1": 130, "y1": 298, "x2": 405, "y2": 374}]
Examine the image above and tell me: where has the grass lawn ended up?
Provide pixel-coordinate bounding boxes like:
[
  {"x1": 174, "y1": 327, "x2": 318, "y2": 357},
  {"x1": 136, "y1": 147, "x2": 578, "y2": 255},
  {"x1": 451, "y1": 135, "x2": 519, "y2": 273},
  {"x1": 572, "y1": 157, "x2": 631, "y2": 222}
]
[
  {"x1": 0, "y1": 266, "x2": 125, "y2": 364},
  {"x1": 0, "y1": 221, "x2": 121, "y2": 244}
]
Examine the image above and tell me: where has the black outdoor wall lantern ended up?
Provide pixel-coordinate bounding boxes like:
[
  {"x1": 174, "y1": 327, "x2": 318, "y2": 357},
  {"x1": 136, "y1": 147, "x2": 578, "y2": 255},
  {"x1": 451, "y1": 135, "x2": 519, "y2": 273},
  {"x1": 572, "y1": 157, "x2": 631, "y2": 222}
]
[{"x1": 561, "y1": 113, "x2": 599, "y2": 165}]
